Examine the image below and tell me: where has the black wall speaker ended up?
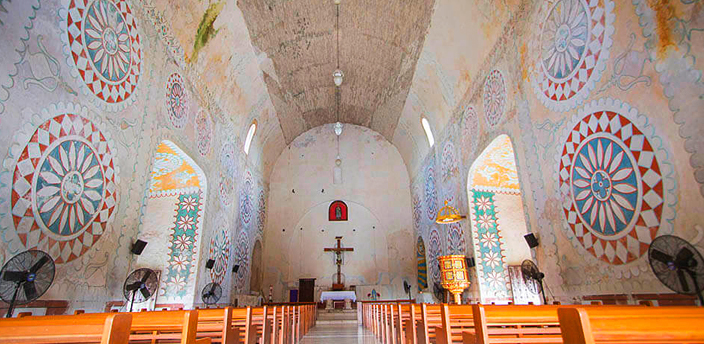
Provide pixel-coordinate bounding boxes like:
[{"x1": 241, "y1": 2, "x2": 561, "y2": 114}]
[
  {"x1": 524, "y1": 233, "x2": 539, "y2": 248},
  {"x1": 206, "y1": 259, "x2": 215, "y2": 269},
  {"x1": 232, "y1": 265, "x2": 240, "y2": 273},
  {"x1": 131, "y1": 239, "x2": 147, "y2": 255},
  {"x1": 466, "y1": 257, "x2": 476, "y2": 268}
]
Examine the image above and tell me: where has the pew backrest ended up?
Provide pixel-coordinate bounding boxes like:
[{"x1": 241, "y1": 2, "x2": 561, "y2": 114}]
[
  {"x1": 558, "y1": 307, "x2": 704, "y2": 344},
  {"x1": 0, "y1": 313, "x2": 132, "y2": 344}
]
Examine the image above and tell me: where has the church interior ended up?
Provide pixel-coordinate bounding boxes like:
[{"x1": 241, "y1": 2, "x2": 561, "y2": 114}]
[{"x1": 1, "y1": 0, "x2": 704, "y2": 342}]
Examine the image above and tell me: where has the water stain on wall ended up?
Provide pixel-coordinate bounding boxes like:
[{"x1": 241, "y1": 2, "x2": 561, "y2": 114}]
[
  {"x1": 191, "y1": 1, "x2": 225, "y2": 63},
  {"x1": 649, "y1": 0, "x2": 677, "y2": 57}
]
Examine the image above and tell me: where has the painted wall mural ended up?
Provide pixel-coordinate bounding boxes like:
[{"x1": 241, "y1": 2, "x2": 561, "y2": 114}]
[
  {"x1": 195, "y1": 109, "x2": 212, "y2": 156},
  {"x1": 470, "y1": 190, "x2": 511, "y2": 303},
  {"x1": 556, "y1": 98, "x2": 675, "y2": 266},
  {"x1": 208, "y1": 221, "x2": 231, "y2": 285},
  {"x1": 424, "y1": 161, "x2": 438, "y2": 222},
  {"x1": 416, "y1": 236, "x2": 428, "y2": 291},
  {"x1": 165, "y1": 72, "x2": 188, "y2": 129},
  {"x1": 531, "y1": 0, "x2": 615, "y2": 112},
  {"x1": 148, "y1": 141, "x2": 200, "y2": 196},
  {"x1": 233, "y1": 230, "x2": 250, "y2": 290},
  {"x1": 60, "y1": 0, "x2": 143, "y2": 111},
  {"x1": 441, "y1": 141, "x2": 460, "y2": 182},
  {"x1": 482, "y1": 69, "x2": 507, "y2": 128},
  {"x1": 460, "y1": 105, "x2": 479, "y2": 162},
  {"x1": 446, "y1": 222, "x2": 466, "y2": 255},
  {"x1": 161, "y1": 192, "x2": 201, "y2": 299},
  {"x1": 1, "y1": 102, "x2": 119, "y2": 264},
  {"x1": 239, "y1": 169, "x2": 253, "y2": 230},
  {"x1": 412, "y1": 185, "x2": 423, "y2": 231},
  {"x1": 470, "y1": 135, "x2": 520, "y2": 194},
  {"x1": 256, "y1": 189, "x2": 266, "y2": 234},
  {"x1": 427, "y1": 226, "x2": 442, "y2": 284}
]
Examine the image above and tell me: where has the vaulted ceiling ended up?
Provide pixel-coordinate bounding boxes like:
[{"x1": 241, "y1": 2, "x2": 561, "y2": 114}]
[{"x1": 238, "y1": 0, "x2": 436, "y2": 143}]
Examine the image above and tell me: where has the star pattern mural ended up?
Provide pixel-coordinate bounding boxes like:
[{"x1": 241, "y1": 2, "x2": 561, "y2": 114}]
[
  {"x1": 532, "y1": 0, "x2": 615, "y2": 112},
  {"x1": 7, "y1": 103, "x2": 118, "y2": 264},
  {"x1": 557, "y1": 98, "x2": 673, "y2": 265},
  {"x1": 61, "y1": 0, "x2": 143, "y2": 111}
]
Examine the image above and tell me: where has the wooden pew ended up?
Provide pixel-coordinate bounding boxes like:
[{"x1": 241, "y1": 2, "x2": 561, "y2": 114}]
[
  {"x1": 0, "y1": 313, "x2": 132, "y2": 344},
  {"x1": 418, "y1": 304, "x2": 443, "y2": 344},
  {"x1": 462, "y1": 304, "x2": 562, "y2": 344},
  {"x1": 194, "y1": 307, "x2": 238, "y2": 344},
  {"x1": 558, "y1": 306, "x2": 704, "y2": 344},
  {"x1": 434, "y1": 304, "x2": 474, "y2": 344}
]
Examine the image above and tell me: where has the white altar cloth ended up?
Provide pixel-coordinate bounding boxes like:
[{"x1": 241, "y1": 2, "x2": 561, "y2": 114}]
[{"x1": 320, "y1": 291, "x2": 356, "y2": 302}]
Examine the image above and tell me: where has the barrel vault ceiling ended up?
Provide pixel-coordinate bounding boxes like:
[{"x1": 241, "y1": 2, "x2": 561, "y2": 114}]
[{"x1": 237, "y1": 0, "x2": 436, "y2": 144}]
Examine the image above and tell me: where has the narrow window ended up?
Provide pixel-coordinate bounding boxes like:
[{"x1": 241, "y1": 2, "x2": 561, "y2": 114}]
[
  {"x1": 421, "y1": 117, "x2": 434, "y2": 147},
  {"x1": 244, "y1": 120, "x2": 257, "y2": 155}
]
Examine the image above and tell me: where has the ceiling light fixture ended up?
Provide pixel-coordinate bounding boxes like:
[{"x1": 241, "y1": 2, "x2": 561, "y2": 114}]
[
  {"x1": 436, "y1": 200, "x2": 467, "y2": 224},
  {"x1": 333, "y1": 69, "x2": 344, "y2": 87}
]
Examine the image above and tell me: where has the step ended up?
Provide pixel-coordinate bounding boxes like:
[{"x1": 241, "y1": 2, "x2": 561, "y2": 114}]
[
  {"x1": 317, "y1": 314, "x2": 357, "y2": 321},
  {"x1": 315, "y1": 319, "x2": 358, "y2": 325}
]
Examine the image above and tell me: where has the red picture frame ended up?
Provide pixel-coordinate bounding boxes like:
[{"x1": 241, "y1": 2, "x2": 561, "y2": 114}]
[{"x1": 329, "y1": 201, "x2": 348, "y2": 221}]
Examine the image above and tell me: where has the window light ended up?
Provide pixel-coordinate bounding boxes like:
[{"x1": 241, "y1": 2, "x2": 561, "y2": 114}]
[
  {"x1": 244, "y1": 120, "x2": 257, "y2": 155},
  {"x1": 421, "y1": 117, "x2": 434, "y2": 147}
]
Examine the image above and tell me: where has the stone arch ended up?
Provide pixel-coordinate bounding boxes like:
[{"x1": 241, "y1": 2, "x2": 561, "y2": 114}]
[
  {"x1": 466, "y1": 135, "x2": 532, "y2": 304},
  {"x1": 136, "y1": 140, "x2": 207, "y2": 308},
  {"x1": 250, "y1": 240, "x2": 263, "y2": 293}
]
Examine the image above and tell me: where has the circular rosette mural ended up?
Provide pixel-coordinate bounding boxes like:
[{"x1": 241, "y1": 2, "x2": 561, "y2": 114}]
[
  {"x1": 556, "y1": 98, "x2": 674, "y2": 266},
  {"x1": 208, "y1": 227, "x2": 231, "y2": 285},
  {"x1": 2, "y1": 103, "x2": 119, "y2": 263},
  {"x1": 482, "y1": 70, "x2": 507, "y2": 128},
  {"x1": 61, "y1": 0, "x2": 143, "y2": 111},
  {"x1": 424, "y1": 163, "x2": 438, "y2": 222},
  {"x1": 441, "y1": 141, "x2": 459, "y2": 182},
  {"x1": 218, "y1": 173, "x2": 234, "y2": 208},
  {"x1": 256, "y1": 189, "x2": 266, "y2": 234},
  {"x1": 461, "y1": 106, "x2": 479, "y2": 161},
  {"x1": 234, "y1": 231, "x2": 250, "y2": 289},
  {"x1": 412, "y1": 185, "x2": 423, "y2": 231},
  {"x1": 195, "y1": 109, "x2": 212, "y2": 156},
  {"x1": 427, "y1": 227, "x2": 442, "y2": 284},
  {"x1": 239, "y1": 170, "x2": 253, "y2": 230},
  {"x1": 165, "y1": 73, "x2": 188, "y2": 128},
  {"x1": 219, "y1": 142, "x2": 237, "y2": 179},
  {"x1": 446, "y1": 222, "x2": 466, "y2": 255},
  {"x1": 532, "y1": 0, "x2": 615, "y2": 112}
]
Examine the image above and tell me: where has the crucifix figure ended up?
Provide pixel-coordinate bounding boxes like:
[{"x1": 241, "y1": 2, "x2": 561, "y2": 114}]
[{"x1": 324, "y1": 236, "x2": 354, "y2": 290}]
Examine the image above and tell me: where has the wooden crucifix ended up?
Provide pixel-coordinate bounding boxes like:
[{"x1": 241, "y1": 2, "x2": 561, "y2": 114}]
[{"x1": 324, "y1": 236, "x2": 354, "y2": 290}]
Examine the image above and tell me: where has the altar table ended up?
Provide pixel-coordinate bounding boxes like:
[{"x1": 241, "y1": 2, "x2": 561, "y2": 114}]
[{"x1": 320, "y1": 291, "x2": 356, "y2": 302}]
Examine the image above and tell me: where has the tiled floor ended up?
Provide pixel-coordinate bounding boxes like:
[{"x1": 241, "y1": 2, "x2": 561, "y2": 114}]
[{"x1": 300, "y1": 323, "x2": 381, "y2": 343}]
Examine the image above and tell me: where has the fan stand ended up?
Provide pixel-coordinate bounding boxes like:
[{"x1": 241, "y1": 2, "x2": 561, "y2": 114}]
[
  {"x1": 129, "y1": 290, "x2": 137, "y2": 313},
  {"x1": 688, "y1": 269, "x2": 704, "y2": 306},
  {"x1": 5, "y1": 282, "x2": 23, "y2": 318},
  {"x1": 536, "y1": 278, "x2": 548, "y2": 305}
]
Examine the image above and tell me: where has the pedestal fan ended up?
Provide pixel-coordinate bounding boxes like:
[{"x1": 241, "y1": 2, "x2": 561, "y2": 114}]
[
  {"x1": 201, "y1": 282, "x2": 222, "y2": 306},
  {"x1": 123, "y1": 268, "x2": 158, "y2": 312},
  {"x1": 648, "y1": 235, "x2": 704, "y2": 305},
  {"x1": 0, "y1": 250, "x2": 55, "y2": 318},
  {"x1": 521, "y1": 259, "x2": 547, "y2": 305}
]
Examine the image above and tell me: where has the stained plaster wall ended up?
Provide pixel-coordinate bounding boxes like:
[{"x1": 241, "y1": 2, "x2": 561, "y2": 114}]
[
  {"x1": 0, "y1": 0, "x2": 276, "y2": 312},
  {"x1": 401, "y1": 0, "x2": 704, "y2": 302},
  {"x1": 263, "y1": 124, "x2": 415, "y2": 301}
]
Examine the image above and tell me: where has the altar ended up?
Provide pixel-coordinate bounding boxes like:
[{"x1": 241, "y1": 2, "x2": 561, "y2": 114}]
[{"x1": 320, "y1": 291, "x2": 356, "y2": 302}]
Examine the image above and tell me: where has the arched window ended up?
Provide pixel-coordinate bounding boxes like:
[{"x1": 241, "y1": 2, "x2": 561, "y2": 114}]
[
  {"x1": 329, "y1": 200, "x2": 348, "y2": 221},
  {"x1": 244, "y1": 120, "x2": 257, "y2": 155},
  {"x1": 421, "y1": 117, "x2": 434, "y2": 147}
]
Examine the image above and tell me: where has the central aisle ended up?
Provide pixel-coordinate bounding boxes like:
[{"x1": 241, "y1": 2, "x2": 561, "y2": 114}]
[{"x1": 300, "y1": 322, "x2": 380, "y2": 344}]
